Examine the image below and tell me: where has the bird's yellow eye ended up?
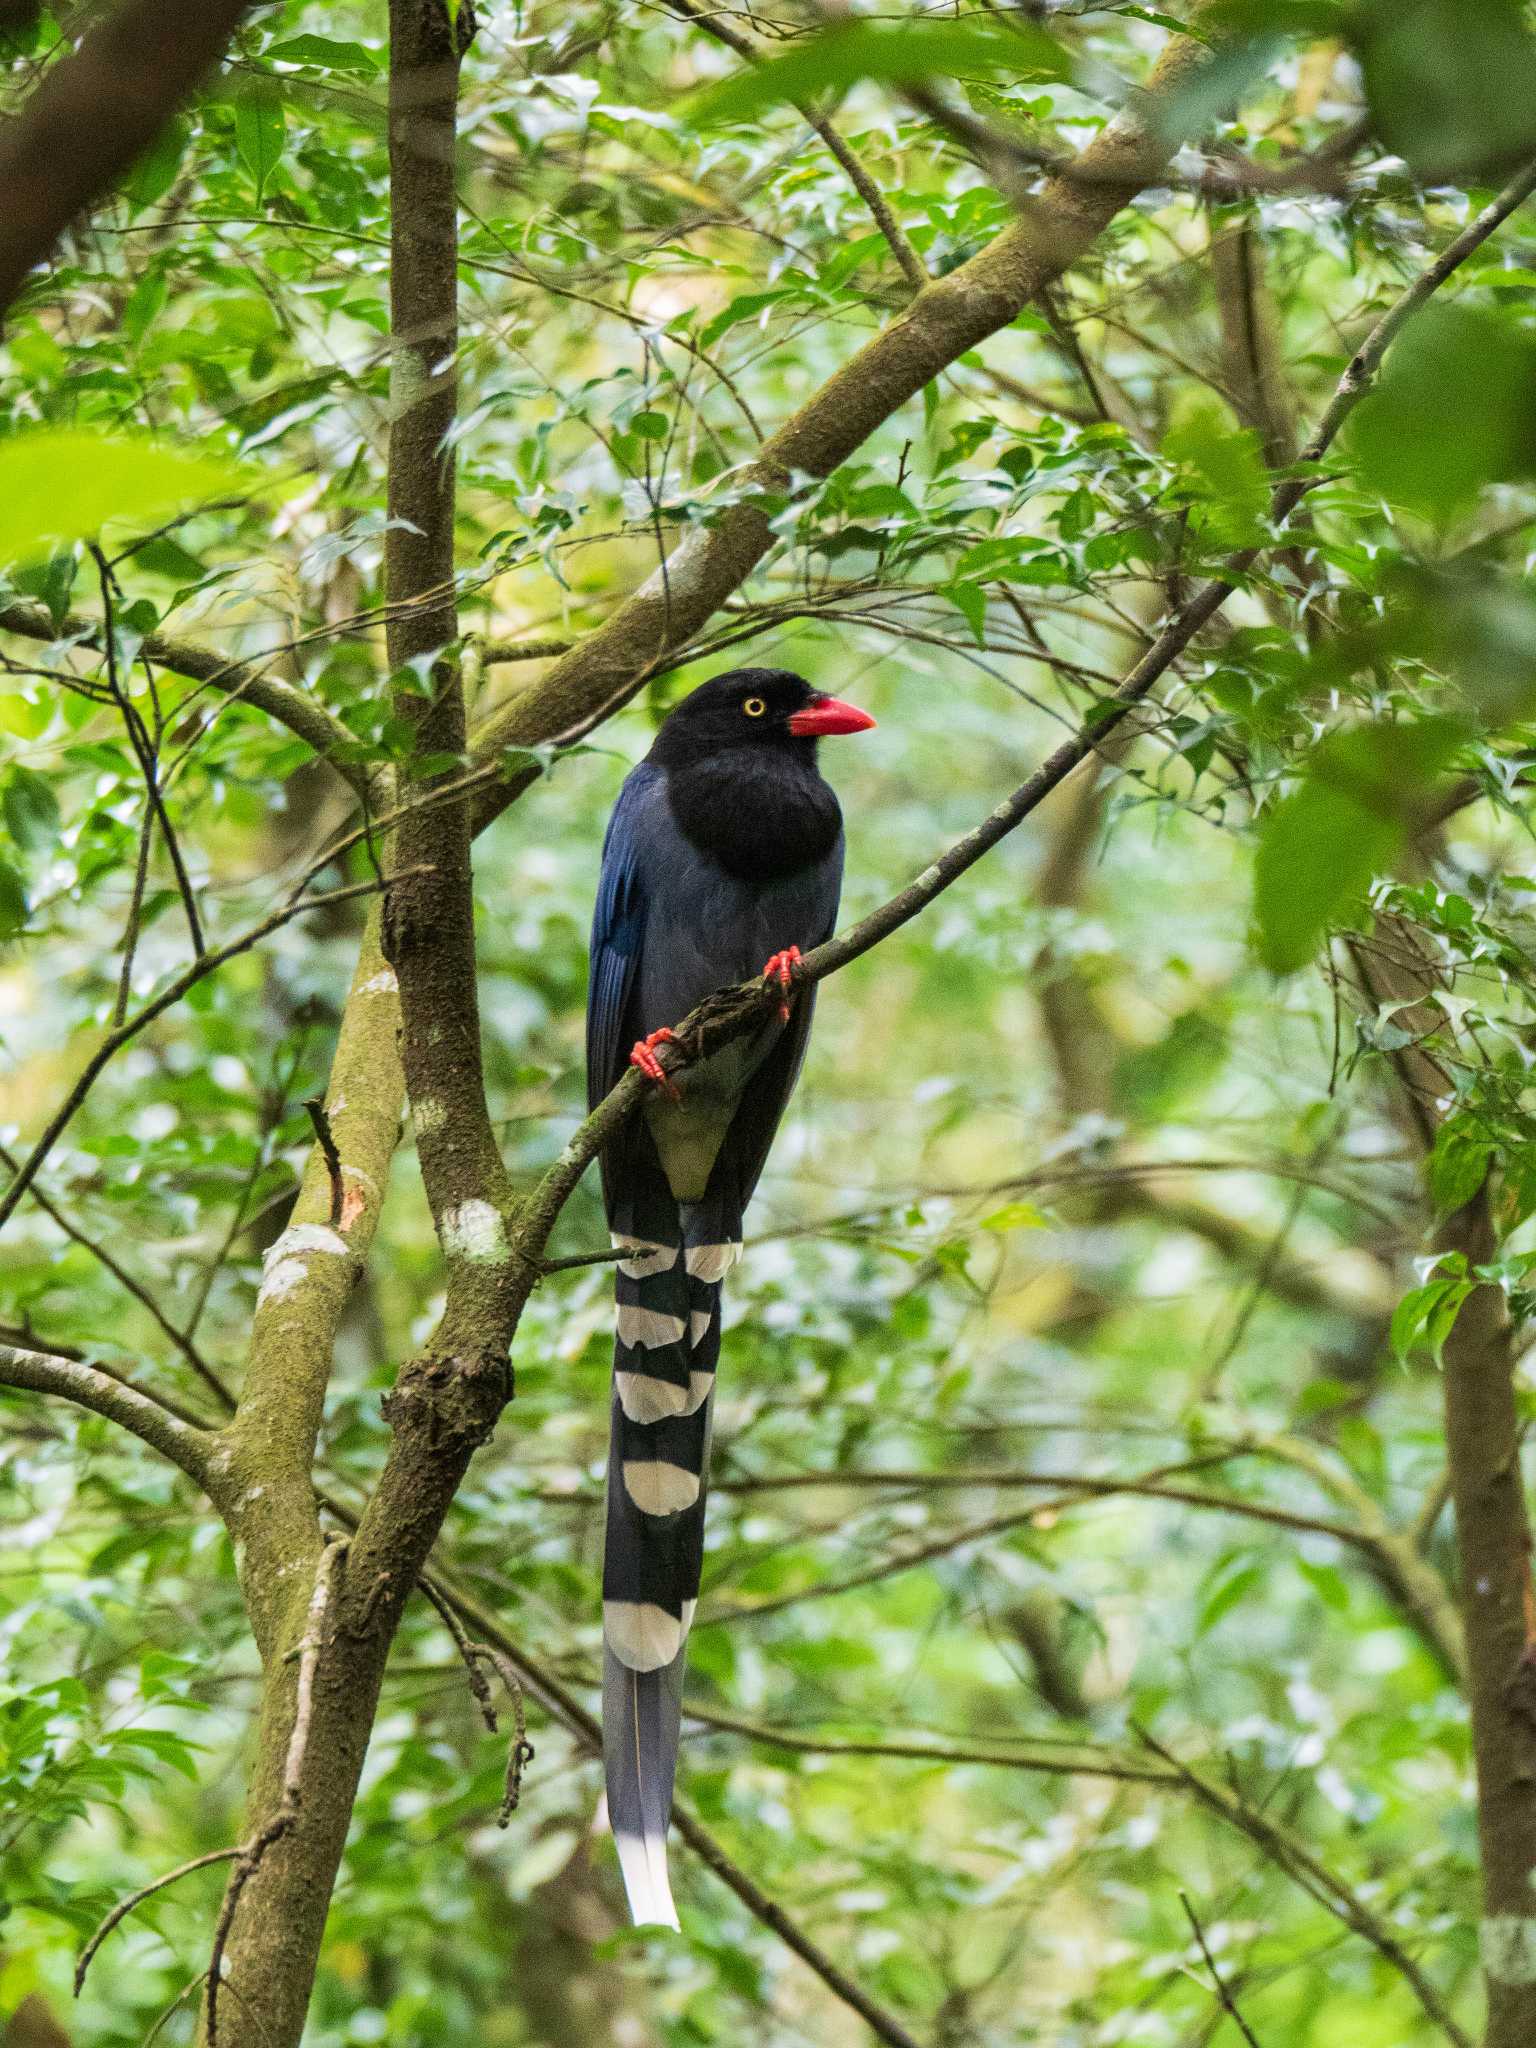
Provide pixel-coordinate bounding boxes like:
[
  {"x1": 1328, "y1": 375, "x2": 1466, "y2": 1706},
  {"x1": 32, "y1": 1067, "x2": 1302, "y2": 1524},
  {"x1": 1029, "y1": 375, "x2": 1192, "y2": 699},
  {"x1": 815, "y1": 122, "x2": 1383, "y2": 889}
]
[{"x1": 742, "y1": 696, "x2": 766, "y2": 717}]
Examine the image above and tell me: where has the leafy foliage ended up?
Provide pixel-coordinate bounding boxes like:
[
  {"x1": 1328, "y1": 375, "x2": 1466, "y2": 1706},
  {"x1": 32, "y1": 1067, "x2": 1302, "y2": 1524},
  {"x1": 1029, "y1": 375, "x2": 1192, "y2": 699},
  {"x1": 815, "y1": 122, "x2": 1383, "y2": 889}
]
[{"x1": 2, "y1": 3, "x2": 1536, "y2": 2045}]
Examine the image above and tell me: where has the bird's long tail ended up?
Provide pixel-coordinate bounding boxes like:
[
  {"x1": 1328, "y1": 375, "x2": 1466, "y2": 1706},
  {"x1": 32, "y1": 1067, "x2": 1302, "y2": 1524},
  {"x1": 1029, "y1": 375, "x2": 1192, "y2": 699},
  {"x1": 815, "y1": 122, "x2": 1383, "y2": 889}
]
[{"x1": 602, "y1": 1164, "x2": 740, "y2": 1927}]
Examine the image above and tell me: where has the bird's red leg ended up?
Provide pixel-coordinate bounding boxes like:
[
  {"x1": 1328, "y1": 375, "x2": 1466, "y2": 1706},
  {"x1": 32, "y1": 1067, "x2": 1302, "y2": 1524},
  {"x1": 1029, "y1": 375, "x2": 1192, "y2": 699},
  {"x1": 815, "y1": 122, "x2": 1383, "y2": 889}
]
[
  {"x1": 629, "y1": 1027, "x2": 681, "y2": 1101},
  {"x1": 761, "y1": 945, "x2": 803, "y2": 1023}
]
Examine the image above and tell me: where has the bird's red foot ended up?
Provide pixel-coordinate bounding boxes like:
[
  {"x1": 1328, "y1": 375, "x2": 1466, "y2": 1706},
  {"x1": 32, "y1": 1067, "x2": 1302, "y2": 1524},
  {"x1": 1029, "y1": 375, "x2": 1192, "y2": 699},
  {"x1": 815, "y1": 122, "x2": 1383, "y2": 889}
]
[
  {"x1": 761, "y1": 946, "x2": 803, "y2": 1023},
  {"x1": 629, "y1": 1028, "x2": 681, "y2": 1100}
]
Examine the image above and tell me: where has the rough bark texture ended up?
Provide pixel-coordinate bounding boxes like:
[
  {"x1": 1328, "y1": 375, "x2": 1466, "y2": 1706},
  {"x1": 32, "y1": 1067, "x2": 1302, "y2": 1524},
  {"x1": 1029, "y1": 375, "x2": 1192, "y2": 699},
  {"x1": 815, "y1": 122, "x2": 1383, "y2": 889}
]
[
  {"x1": 0, "y1": 0, "x2": 256, "y2": 315},
  {"x1": 1349, "y1": 902, "x2": 1536, "y2": 2045}
]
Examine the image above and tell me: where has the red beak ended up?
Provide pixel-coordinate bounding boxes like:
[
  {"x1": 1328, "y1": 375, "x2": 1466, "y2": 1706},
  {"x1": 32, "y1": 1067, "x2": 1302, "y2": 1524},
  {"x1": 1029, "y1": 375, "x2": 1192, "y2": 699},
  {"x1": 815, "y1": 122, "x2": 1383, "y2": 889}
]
[{"x1": 787, "y1": 694, "x2": 877, "y2": 739}]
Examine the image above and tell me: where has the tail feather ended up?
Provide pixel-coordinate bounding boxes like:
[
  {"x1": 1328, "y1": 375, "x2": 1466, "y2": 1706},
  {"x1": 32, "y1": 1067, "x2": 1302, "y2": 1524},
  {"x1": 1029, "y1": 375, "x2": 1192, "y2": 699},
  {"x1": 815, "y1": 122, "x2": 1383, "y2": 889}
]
[
  {"x1": 603, "y1": 1645, "x2": 685, "y2": 1930},
  {"x1": 602, "y1": 1180, "x2": 738, "y2": 1927}
]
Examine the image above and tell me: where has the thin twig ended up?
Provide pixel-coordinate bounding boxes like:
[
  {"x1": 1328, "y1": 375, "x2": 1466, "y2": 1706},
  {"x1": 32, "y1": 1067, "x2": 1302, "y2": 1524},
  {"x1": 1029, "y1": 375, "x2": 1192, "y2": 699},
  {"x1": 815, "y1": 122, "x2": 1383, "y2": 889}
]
[
  {"x1": 303, "y1": 1098, "x2": 344, "y2": 1230},
  {"x1": 467, "y1": 1641, "x2": 536, "y2": 1822},
  {"x1": 205, "y1": 1538, "x2": 348, "y2": 2047},
  {"x1": 75, "y1": 1848, "x2": 241, "y2": 1995},
  {"x1": 91, "y1": 545, "x2": 206, "y2": 959},
  {"x1": 0, "y1": 1139, "x2": 234, "y2": 1411},
  {"x1": 142, "y1": 1969, "x2": 210, "y2": 2048},
  {"x1": 0, "y1": 866, "x2": 431, "y2": 1236},
  {"x1": 416, "y1": 1574, "x2": 498, "y2": 1731},
  {"x1": 1180, "y1": 1890, "x2": 1264, "y2": 2048},
  {"x1": 112, "y1": 781, "x2": 154, "y2": 1030}
]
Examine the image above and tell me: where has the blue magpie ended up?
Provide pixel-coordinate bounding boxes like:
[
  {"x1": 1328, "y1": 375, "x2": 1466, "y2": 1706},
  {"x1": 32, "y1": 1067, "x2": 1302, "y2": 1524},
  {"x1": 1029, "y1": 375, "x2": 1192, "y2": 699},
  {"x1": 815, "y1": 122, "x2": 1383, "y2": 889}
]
[{"x1": 586, "y1": 667, "x2": 875, "y2": 1926}]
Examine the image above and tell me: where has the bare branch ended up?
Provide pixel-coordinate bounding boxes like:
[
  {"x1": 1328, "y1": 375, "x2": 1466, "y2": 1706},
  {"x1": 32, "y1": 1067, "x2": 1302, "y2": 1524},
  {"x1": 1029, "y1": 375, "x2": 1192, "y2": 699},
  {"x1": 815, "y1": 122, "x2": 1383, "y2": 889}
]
[
  {"x1": 76, "y1": 1850, "x2": 241, "y2": 1997},
  {"x1": 0, "y1": 1340, "x2": 218, "y2": 1492}
]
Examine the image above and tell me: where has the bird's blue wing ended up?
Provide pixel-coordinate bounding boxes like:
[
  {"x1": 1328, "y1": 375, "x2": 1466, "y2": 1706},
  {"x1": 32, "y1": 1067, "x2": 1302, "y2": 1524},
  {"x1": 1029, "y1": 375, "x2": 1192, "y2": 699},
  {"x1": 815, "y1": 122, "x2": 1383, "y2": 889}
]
[
  {"x1": 586, "y1": 767, "x2": 656, "y2": 1115},
  {"x1": 712, "y1": 832, "x2": 844, "y2": 1211}
]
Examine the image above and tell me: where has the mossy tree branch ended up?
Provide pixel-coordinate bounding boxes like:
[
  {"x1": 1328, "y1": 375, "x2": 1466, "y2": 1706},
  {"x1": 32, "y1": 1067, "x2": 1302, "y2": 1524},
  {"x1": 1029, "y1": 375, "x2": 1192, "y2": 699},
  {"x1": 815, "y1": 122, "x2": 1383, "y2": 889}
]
[{"x1": 0, "y1": 0, "x2": 257, "y2": 314}]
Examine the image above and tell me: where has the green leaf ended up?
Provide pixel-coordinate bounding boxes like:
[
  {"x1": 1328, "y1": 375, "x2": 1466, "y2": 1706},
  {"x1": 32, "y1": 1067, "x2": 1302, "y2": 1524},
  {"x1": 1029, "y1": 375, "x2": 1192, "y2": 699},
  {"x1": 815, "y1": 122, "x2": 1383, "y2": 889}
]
[
  {"x1": 124, "y1": 115, "x2": 190, "y2": 209},
  {"x1": 266, "y1": 34, "x2": 380, "y2": 75},
  {"x1": 980, "y1": 1201, "x2": 1048, "y2": 1232},
  {"x1": 1164, "y1": 405, "x2": 1270, "y2": 548},
  {"x1": 234, "y1": 80, "x2": 286, "y2": 201},
  {"x1": 1197, "y1": 1557, "x2": 1264, "y2": 1635},
  {"x1": 1391, "y1": 1264, "x2": 1473, "y2": 1364},
  {"x1": 685, "y1": 19, "x2": 1073, "y2": 127},
  {"x1": 14, "y1": 546, "x2": 78, "y2": 628},
  {"x1": 3, "y1": 766, "x2": 60, "y2": 853},
  {"x1": 0, "y1": 431, "x2": 246, "y2": 568},
  {"x1": 942, "y1": 580, "x2": 988, "y2": 648},
  {"x1": 1355, "y1": 0, "x2": 1536, "y2": 181},
  {"x1": 1428, "y1": 1119, "x2": 1494, "y2": 1214},
  {"x1": 1252, "y1": 718, "x2": 1463, "y2": 973},
  {"x1": 0, "y1": 857, "x2": 27, "y2": 935},
  {"x1": 1349, "y1": 307, "x2": 1536, "y2": 519}
]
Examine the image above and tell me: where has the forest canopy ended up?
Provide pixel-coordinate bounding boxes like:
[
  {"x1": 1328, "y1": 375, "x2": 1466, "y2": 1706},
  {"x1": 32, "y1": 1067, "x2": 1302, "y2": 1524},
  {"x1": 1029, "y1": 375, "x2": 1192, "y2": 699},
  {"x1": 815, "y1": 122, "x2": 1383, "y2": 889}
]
[{"x1": 4, "y1": 4, "x2": 1536, "y2": 2047}]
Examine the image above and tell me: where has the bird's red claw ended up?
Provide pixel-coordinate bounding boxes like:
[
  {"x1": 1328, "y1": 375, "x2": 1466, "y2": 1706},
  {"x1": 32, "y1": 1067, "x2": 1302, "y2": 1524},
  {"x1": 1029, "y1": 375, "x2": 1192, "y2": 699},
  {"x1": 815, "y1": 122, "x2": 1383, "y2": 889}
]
[
  {"x1": 761, "y1": 946, "x2": 803, "y2": 1022},
  {"x1": 629, "y1": 1028, "x2": 681, "y2": 1100}
]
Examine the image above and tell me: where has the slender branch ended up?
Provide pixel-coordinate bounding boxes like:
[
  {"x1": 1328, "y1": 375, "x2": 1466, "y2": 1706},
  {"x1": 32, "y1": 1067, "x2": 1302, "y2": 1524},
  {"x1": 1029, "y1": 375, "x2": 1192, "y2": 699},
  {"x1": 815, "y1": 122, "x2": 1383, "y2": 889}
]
[
  {"x1": 0, "y1": 1140, "x2": 234, "y2": 1413},
  {"x1": 92, "y1": 547, "x2": 206, "y2": 958},
  {"x1": 112, "y1": 770, "x2": 155, "y2": 1030},
  {"x1": 76, "y1": 1850, "x2": 242, "y2": 1996},
  {"x1": 1180, "y1": 1892, "x2": 1264, "y2": 2048},
  {"x1": 0, "y1": 1340, "x2": 218, "y2": 1491},
  {"x1": 0, "y1": 601, "x2": 373, "y2": 802},
  {"x1": 662, "y1": 0, "x2": 927, "y2": 293},
  {"x1": 415, "y1": 1575, "x2": 498, "y2": 1731},
  {"x1": 0, "y1": 867, "x2": 430, "y2": 1237},
  {"x1": 684, "y1": 1704, "x2": 1177, "y2": 1785},
  {"x1": 703, "y1": 1477, "x2": 1380, "y2": 1629}
]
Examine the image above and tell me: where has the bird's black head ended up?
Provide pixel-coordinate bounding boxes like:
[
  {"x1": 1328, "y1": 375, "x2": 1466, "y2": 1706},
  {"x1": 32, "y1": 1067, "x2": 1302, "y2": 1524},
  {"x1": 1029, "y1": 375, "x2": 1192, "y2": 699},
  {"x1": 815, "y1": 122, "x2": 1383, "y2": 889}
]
[
  {"x1": 648, "y1": 668, "x2": 874, "y2": 882},
  {"x1": 649, "y1": 668, "x2": 875, "y2": 770}
]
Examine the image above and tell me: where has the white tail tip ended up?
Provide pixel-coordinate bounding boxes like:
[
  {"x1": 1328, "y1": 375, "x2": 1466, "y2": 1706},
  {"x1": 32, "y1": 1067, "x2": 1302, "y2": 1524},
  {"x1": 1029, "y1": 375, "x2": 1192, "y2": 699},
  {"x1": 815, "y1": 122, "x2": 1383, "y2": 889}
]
[{"x1": 616, "y1": 1826, "x2": 680, "y2": 1930}]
